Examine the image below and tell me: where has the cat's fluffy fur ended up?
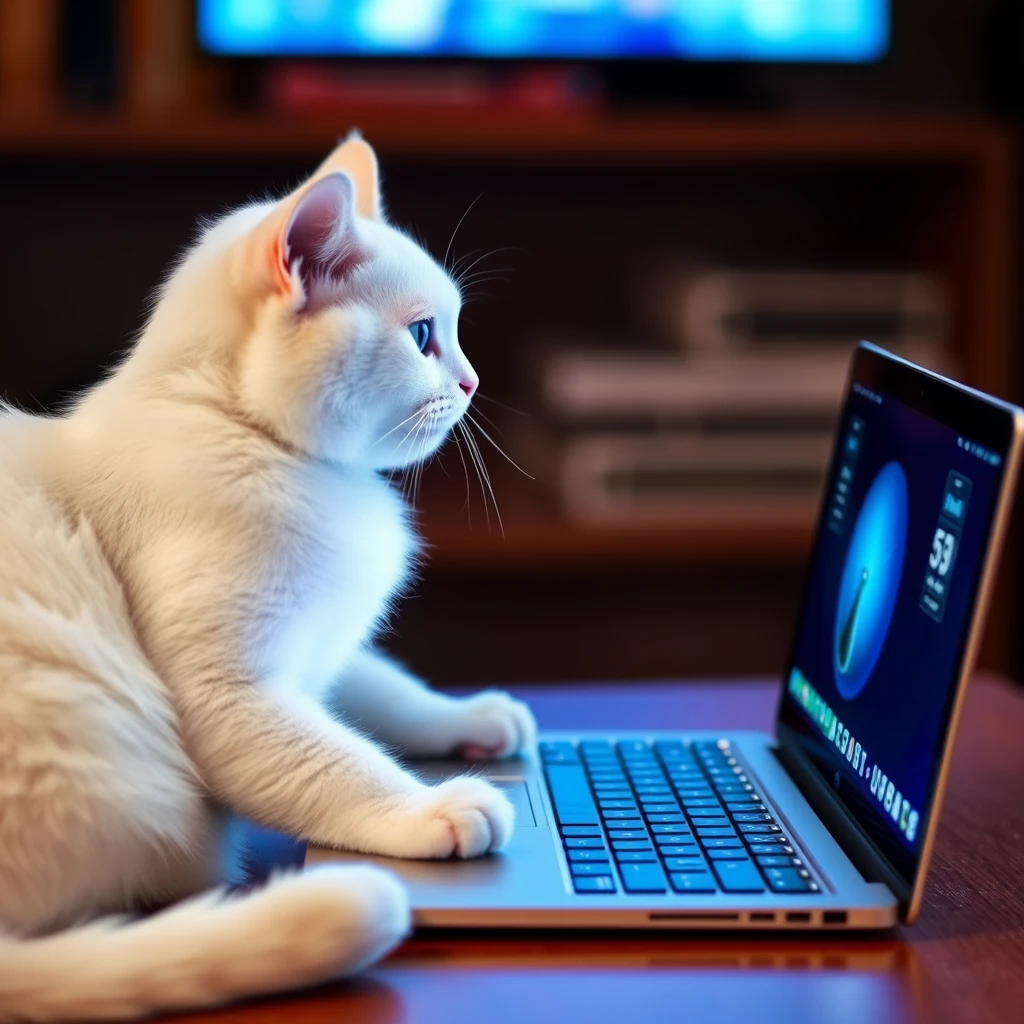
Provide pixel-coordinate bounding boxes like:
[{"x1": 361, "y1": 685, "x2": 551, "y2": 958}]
[{"x1": 0, "y1": 135, "x2": 536, "y2": 1020}]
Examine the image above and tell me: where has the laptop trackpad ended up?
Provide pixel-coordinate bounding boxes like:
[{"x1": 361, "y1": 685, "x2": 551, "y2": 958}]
[{"x1": 413, "y1": 761, "x2": 537, "y2": 827}]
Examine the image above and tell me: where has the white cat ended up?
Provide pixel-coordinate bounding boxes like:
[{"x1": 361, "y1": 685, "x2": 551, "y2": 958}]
[{"x1": 0, "y1": 135, "x2": 536, "y2": 1020}]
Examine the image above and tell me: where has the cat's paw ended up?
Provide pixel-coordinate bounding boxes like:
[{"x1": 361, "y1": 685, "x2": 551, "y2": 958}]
[
  {"x1": 381, "y1": 776, "x2": 515, "y2": 859},
  {"x1": 454, "y1": 690, "x2": 537, "y2": 760}
]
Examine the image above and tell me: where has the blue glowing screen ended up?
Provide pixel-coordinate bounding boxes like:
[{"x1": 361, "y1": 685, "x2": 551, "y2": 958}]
[
  {"x1": 833, "y1": 461, "x2": 908, "y2": 699},
  {"x1": 198, "y1": 1, "x2": 889, "y2": 62},
  {"x1": 789, "y1": 386, "x2": 1003, "y2": 855}
]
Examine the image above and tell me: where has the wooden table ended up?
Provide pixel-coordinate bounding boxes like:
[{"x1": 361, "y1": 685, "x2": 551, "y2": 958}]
[{"x1": 180, "y1": 676, "x2": 1024, "y2": 1024}]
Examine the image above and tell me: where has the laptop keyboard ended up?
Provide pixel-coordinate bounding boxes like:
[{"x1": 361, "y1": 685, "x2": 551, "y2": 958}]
[{"x1": 539, "y1": 738, "x2": 821, "y2": 896}]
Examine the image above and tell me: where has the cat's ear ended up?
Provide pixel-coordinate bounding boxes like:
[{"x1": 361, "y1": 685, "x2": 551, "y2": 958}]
[
  {"x1": 279, "y1": 172, "x2": 360, "y2": 297},
  {"x1": 243, "y1": 171, "x2": 362, "y2": 307},
  {"x1": 314, "y1": 134, "x2": 382, "y2": 221}
]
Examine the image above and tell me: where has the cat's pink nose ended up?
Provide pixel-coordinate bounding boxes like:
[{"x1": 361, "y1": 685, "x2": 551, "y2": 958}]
[{"x1": 459, "y1": 377, "x2": 478, "y2": 397}]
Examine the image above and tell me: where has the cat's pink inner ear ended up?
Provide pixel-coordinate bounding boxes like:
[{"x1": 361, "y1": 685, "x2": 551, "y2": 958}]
[
  {"x1": 276, "y1": 172, "x2": 356, "y2": 298},
  {"x1": 314, "y1": 136, "x2": 381, "y2": 220}
]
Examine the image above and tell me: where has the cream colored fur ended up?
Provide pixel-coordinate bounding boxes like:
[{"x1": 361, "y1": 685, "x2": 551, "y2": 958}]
[{"x1": 0, "y1": 135, "x2": 536, "y2": 1020}]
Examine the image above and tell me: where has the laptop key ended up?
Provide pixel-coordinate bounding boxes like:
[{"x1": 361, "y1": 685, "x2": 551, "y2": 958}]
[
  {"x1": 545, "y1": 764, "x2": 600, "y2": 825},
  {"x1": 603, "y1": 809, "x2": 641, "y2": 819},
  {"x1": 711, "y1": 859, "x2": 765, "y2": 893},
  {"x1": 706, "y1": 847, "x2": 751, "y2": 860},
  {"x1": 571, "y1": 861, "x2": 614, "y2": 876},
  {"x1": 617, "y1": 740, "x2": 651, "y2": 755},
  {"x1": 658, "y1": 844, "x2": 699, "y2": 856},
  {"x1": 599, "y1": 800, "x2": 638, "y2": 810},
  {"x1": 651, "y1": 823, "x2": 691, "y2": 834},
  {"x1": 642, "y1": 804, "x2": 682, "y2": 815},
  {"x1": 655, "y1": 832, "x2": 695, "y2": 845},
  {"x1": 561, "y1": 826, "x2": 603, "y2": 837},
  {"x1": 756, "y1": 855, "x2": 802, "y2": 867},
  {"x1": 540, "y1": 741, "x2": 579, "y2": 763},
  {"x1": 619, "y1": 862, "x2": 669, "y2": 893},
  {"x1": 654, "y1": 740, "x2": 687, "y2": 756},
  {"x1": 645, "y1": 813, "x2": 686, "y2": 824},
  {"x1": 765, "y1": 868, "x2": 817, "y2": 893},
  {"x1": 607, "y1": 819, "x2": 644, "y2": 830},
  {"x1": 615, "y1": 850, "x2": 658, "y2": 862},
  {"x1": 663, "y1": 857, "x2": 708, "y2": 871},
  {"x1": 748, "y1": 844, "x2": 792, "y2": 855},
  {"x1": 568, "y1": 849, "x2": 610, "y2": 862},
  {"x1": 726, "y1": 803, "x2": 767, "y2": 813},
  {"x1": 690, "y1": 817, "x2": 731, "y2": 828},
  {"x1": 700, "y1": 838, "x2": 744, "y2": 849},
  {"x1": 565, "y1": 838, "x2": 606, "y2": 849},
  {"x1": 669, "y1": 872, "x2": 717, "y2": 893},
  {"x1": 745, "y1": 833, "x2": 789, "y2": 844},
  {"x1": 696, "y1": 828, "x2": 736, "y2": 838},
  {"x1": 613, "y1": 840, "x2": 654, "y2": 851},
  {"x1": 732, "y1": 813, "x2": 775, "y2": 823},
  {"x1": 738, "y1": 824, "x2": 782, "y2": 834},
  {"x1": 608, "y1": 830, "x2": 648, "y2": 841},
  {"x1": 573, "y1": 876, "x2": 617, "y2": 894}
]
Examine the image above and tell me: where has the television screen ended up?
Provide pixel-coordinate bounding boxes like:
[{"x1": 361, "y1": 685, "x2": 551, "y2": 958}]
[{"x1": 198, "y1": 0, "x2": 889, "y2": 63}]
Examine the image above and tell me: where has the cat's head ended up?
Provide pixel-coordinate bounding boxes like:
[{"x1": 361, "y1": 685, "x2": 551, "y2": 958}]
[{"x1": 199, "y1": 135, "x2": 476, "y2": 471}]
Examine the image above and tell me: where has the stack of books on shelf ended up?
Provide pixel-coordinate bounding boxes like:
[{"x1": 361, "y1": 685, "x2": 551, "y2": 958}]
[{"x1": 522, "y1": 270, "x2": 951, "y2": 527}]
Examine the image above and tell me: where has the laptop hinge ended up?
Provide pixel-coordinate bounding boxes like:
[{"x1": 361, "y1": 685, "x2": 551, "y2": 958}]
[{"x1": 774, "y1": 725, "x2": 912, "y2": 910}]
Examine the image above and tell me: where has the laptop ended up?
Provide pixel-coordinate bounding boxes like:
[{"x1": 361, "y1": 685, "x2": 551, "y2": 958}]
[{"x1": 308, "y1": 343, "x2": 1023, "y2": 929}]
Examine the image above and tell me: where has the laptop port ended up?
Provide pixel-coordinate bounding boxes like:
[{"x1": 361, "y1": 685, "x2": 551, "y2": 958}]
[
  {"x1": 823, "y1": 911, "x2": 848, "y2": 925},
  {"x1": 786, "y1": 911, "x2": 812, "y2": 923},
  {"x1": 749, "y1": 912, "x2": 775, "y2": 922}
]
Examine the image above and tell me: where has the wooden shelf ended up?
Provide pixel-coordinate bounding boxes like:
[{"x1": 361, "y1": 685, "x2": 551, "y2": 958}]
[
  {"x1": 421, "y1": 513, "x2": 815, "y2": 570},
  {"x1": 415, "y1": 464, "x2": 816, "y2": 569},
  {"x1": 0, "y1": 109, "x2": 1011, "y2": 164}
]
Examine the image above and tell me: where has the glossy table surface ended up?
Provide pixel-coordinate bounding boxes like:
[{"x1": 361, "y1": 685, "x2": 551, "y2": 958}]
[{"x1": 179, "y1": 676, "x2": 1024, "y2": 1024}]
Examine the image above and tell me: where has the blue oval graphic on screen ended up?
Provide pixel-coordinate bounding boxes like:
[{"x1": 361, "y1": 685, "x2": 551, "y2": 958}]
[{"x1": 834, "y1": 461, "x2": 909, "y2": 699}]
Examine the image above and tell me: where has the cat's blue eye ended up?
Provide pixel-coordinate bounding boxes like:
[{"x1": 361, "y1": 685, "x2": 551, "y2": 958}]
[{"x1": 409, "y1": 319, "x2": 432, "y2": 354}]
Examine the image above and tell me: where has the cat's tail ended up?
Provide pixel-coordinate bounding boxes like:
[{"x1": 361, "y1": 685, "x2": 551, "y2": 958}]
[{"x1": 0, "y1": 864, "x2": 410, "y2": 1022}]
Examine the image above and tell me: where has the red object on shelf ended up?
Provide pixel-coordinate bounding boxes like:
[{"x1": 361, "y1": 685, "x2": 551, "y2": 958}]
[{"x1": 265, "y1": 62, "x2": 605, "y2": 117}]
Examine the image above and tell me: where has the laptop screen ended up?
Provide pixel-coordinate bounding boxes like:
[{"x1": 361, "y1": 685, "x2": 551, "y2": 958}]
[{"x1": 777, "y1": 345, "x2": 1016, "y2": 885}]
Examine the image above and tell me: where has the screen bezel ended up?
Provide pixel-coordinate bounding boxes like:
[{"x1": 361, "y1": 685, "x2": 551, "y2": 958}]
[
  {"x1": 194, "y1": 0, "x2": 891, "y2": 65},
  {"x1": 775, "y1": 342, "x2": 1020, "y2": 909}
]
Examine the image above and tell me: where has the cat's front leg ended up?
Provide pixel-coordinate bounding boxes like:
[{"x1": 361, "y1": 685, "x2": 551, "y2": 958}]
[
  {"x1": 178, "y1": 675, "x2": 514, "y2": 859},
  {"x1": 326, "y1": 648, "x2": 537, "y2": 759}
]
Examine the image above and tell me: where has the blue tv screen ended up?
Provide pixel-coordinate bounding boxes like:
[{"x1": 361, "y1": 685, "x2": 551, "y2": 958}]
[{"x1": 198, "y1": 1, "x2": 889, "y2": 63}]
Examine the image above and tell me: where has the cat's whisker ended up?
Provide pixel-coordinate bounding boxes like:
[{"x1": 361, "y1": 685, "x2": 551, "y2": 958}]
[
  {"x1": 371, "y1": 408, "x2": 427, "y2": 452},
  {"x1": 412, "y1": 421, "x2": 430, "y2": 506},
  {"x1": 458, "y1": 267, "x2": 515, "y2": 284},
  {"x1": 475, "y1": 393, "x2": 529, "y2": 417},
  {"x1": 449, "y1": 246, "x2": 491, "y2": 277},
  {"x1": 458, "y1": 421, "x2": 491, "y2": 533},
  {"x1": 467, "y1": 405, "x2": 504, "y2": 436},
  {"x1": 457, "y1": 273, "x2": 515, "y2": 291},
  {"x1": 463, "y1": 421, "x2": 504, "y2": 537},
  {"x1": 465, "y1": 412, "x2": 535, "y2": 480},
  {"x1": 386, "y1": 409, "x2": 430, "y2": 494},
  {"x1": 443, "y1": 194, "x2": 483, "y2": 274},
  {"x1": 453, "y1": 247, "x2": 523, "y2": 290},
  {"x1": 405, "y1": 416, "x2": 429, "y2": 504},
  {"x1": 452, "y1": 427, "x2": 472, "y2": 526},
  {"x1": 392, "y1": 409, "x2": 429, "y2": 457}
]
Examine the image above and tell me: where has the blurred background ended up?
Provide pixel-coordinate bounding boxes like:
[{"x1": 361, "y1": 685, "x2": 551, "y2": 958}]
[{"x1": 0, "y1": 0, "x2": 1022, "y2": 686}]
